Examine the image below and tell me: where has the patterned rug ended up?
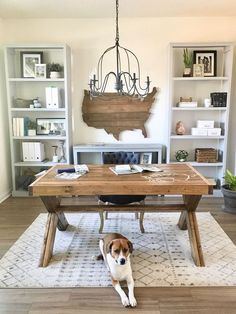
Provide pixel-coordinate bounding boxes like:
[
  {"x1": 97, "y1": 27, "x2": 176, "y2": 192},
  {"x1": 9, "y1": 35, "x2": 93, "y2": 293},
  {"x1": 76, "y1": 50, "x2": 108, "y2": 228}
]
[{"x1": 0, "y1": 212, "x2": 236, "y2": 288}]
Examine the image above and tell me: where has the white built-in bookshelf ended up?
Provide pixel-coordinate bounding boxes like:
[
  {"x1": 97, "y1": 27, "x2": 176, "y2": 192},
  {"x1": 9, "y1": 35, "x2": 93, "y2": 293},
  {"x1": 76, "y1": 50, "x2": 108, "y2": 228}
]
[
  {"x1": 4, "y1": 44, "x2": 72, "y2": 196},
  {"x1": 167, "y1": 42, "x2": 233, "y2": 195}
]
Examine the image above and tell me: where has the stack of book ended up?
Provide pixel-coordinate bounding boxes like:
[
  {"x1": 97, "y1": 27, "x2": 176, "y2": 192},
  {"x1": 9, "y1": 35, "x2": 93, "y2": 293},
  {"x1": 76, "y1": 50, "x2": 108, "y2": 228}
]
[{"x1": 12, "y1": 117, "x2": 30, "y2": 136}]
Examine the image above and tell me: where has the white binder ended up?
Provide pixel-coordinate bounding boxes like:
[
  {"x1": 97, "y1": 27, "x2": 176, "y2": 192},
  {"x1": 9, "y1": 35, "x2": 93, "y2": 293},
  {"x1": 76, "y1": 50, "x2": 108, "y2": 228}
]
[
  {"x1": 46, "y1": 87, "x2": 52, "y2": 108},
  {"x1": 22, "y1": 142, "x2": 29, "y2": 161},
  {"x1": 46, "y1": 87, "x2": 60, "y2": 108},
  {"x1": 34, "y1": 142, "x2": 45, "y2": 161},
  {"x1": 28, "y1": 143, "x2": 35, "y2": 161},
  {"x1": 51, "y1": 87, "x2": 60, "y2": 108}
]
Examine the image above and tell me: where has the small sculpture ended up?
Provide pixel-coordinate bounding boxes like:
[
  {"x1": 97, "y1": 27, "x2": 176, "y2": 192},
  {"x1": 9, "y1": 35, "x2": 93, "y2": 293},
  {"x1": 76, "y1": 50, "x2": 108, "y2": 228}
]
[
  {"x1": 32, "y1": 97, "x2": 42, "y2": 108},
  {"x1": 175, "y1": 150, "x2": 188, "y2": 162},
  {"x1": 175, "y1": 121, "x2": 185, "y2": 135},
  {"x1": 58, "y1": 140, "x2": 66, "y2": 163},
  {"x1": 52, "y1": 145, "x2": 58, "y2": 163}
]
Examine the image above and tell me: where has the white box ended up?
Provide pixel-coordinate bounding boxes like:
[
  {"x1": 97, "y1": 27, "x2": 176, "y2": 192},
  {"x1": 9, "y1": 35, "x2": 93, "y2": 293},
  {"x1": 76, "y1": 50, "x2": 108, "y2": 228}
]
[
  {"x1": 191, "y1": 128, "x2": 208, "y2": 136},
  {"x1": 177, "y1": 101, "x2": 198, "y2": 108},
  {"x1": 197, "y1": 120, "x2": 214, "y2": 129},
  {"x1": 207, "y1": 128, "x2": 221, "y2": 136}
]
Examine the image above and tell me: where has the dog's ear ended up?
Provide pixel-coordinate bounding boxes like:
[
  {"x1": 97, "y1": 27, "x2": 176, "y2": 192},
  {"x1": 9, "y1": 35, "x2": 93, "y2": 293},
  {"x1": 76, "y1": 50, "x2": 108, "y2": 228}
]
[
  {"x1": 127, "y1": 240, "x2": 133, "y2": 253},
  {"x1": 106, "y1": 240, "x2": 113, "y2": 254}
]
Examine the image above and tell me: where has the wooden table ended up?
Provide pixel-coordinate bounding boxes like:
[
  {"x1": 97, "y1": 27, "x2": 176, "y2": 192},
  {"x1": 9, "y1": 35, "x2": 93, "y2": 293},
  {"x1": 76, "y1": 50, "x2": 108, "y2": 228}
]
[{"x1": 29, "y1": 163, "x2": 213, "y2": 267}]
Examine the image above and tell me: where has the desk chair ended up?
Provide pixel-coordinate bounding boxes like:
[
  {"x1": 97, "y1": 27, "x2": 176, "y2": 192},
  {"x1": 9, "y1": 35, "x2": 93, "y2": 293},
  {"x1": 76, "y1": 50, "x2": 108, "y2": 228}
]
[{"x1": 98, "y1": 152, "x2": 145, "y2": 233}]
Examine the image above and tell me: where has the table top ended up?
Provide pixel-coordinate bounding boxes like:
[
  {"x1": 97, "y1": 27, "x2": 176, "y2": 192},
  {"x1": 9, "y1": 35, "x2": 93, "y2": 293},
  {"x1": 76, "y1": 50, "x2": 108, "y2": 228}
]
[{"x1": 29, "y1": 163, "x2": 213, "y2": 196}]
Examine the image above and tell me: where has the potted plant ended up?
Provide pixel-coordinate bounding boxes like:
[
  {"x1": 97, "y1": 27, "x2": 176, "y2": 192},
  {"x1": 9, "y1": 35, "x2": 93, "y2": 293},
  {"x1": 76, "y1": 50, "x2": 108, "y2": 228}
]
[
  {"x1": 47, "y1": 63, "x2": 63, "y2": 79},
  {"x1": 27, "y1": 120, "x2": 37, "y2": 136},
  {"x1": 183, "y1": 48, "x2": 193, "y2": 77},
  {"x1": 221, "y1": 169, "x2": 236, "y2": 213}
]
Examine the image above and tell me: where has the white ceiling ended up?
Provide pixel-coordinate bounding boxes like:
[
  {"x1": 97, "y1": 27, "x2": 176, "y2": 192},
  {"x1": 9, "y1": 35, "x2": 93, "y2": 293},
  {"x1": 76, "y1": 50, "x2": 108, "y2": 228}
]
[{"x1": 0, "y1": 0, "x2": 236, "y2": 19}]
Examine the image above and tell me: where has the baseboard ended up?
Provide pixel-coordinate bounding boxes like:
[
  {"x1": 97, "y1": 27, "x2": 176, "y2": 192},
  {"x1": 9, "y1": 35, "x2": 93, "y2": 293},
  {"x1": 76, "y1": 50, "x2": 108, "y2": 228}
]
[{"x1": 0, "y1": 189, "x2": 12, "y2": 203}]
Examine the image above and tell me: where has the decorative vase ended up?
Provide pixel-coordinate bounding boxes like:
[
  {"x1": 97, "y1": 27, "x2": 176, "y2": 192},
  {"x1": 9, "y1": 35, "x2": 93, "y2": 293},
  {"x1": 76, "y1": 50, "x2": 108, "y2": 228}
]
[
  {"x1": 175, "y1": 150, "x2": 188, "y2": 162},
  {"x1": 175, "y1": 121, "x2": 185, "y2": 135},
  {"x1": 221, "y1": 185, "x2": 236, "y2": 214},
  {"x1": 50, "y1": 71, "x2": 61, "y2": 79},
  {"x1": 183, "y1": 67, "x2": 191, "y2": 77},
  {"x1": 28, "y1": 129, "x2": 36, "y2": 136}
]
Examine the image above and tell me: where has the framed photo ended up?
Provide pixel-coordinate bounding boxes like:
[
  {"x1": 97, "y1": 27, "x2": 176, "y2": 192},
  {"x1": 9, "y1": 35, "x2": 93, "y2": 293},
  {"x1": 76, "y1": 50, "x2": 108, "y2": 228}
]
[
  {"x1": 140, "y1": 152, "x2": 152, "y2": 164},
  {"x1": 20, "y1": 51, "x2": 43, "y2": 78},
  {"x1": 35, "y1": 64, "x2": 46, "y2": 79},
  {"x1": 193, "y1": 64, "x2": 204, "y2": 77},
  {"x1": 36, "y1": 118, "x2": 66, "y2": 136},
  {"x1": 193, "y1": 50, "x2": 217, "y2": 77}
]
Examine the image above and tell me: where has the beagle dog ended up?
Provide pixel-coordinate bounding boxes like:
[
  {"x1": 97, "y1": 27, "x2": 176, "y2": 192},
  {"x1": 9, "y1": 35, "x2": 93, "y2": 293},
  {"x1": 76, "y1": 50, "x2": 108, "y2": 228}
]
[{"x1": 97, "y1": 233, "x2": 137, "y2": 307}]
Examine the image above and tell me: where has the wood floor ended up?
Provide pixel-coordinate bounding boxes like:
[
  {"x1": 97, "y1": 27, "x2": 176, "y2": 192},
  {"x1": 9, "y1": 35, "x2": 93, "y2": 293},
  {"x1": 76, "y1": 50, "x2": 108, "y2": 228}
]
[{"x1": 0, "y1": 196, "x2": 236, "y2": 314}]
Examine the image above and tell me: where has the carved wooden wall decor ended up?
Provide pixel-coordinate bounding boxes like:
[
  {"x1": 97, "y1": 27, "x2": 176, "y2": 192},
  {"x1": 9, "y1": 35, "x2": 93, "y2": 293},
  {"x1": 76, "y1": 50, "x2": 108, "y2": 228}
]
[{"x1": 82, "y1": 87, "x2": 158, "y2": 140}]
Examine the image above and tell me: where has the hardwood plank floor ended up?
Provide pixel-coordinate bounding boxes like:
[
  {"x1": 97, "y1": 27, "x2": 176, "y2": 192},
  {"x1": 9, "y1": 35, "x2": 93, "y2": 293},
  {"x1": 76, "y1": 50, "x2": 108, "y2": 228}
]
[{"x1": 0, "y1": 196, "x2": 236, "y2": 314}]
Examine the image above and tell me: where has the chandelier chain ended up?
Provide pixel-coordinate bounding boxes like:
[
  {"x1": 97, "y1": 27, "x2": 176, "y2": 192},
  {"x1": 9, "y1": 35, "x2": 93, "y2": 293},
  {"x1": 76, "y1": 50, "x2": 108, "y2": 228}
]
[{"x1": 115, "y1": 0, "x2": 119, "y2": 43}]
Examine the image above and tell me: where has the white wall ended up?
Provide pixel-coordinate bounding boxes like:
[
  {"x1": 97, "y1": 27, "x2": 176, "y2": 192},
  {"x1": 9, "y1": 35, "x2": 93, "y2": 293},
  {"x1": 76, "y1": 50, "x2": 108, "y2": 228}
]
[
  {"x1": 0, "y1": 19, "x2": 12, "y2": 201},
  {"x1": 1, "y1": 17, "x2": 236, "y2": 181}
]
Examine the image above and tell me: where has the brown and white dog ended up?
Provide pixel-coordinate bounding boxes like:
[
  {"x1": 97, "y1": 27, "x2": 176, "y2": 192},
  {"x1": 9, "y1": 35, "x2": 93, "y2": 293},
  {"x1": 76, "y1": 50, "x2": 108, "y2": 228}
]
[{"x1": 97, "y1": 233, "x2": 137, "y2": 307}]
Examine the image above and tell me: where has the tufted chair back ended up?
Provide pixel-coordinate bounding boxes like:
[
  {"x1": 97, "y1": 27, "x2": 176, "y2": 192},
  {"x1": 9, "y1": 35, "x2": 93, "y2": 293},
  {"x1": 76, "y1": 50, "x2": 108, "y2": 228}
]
[
  {"x1": 102, "y1": 152, "x2": 140, "y2": 165},
  {"x1": 99, "y1": 151, "x2": 145, "y2": 205}
]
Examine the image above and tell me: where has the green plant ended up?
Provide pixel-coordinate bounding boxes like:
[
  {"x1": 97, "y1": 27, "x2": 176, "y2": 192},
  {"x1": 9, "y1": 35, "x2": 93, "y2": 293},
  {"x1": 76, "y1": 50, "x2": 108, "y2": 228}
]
[
  {"x1": 224, "y1": 169, "x2": 236, "y2": 191},
  {"x1": 27, "y1": 120, "x2": 37, "y2": 130},
  {"x1": 183, "y1": 48, "x2": 193, "y2": 68},
  {"x1": 47, "y1": 63, "x2": 62, "y2": 72}
]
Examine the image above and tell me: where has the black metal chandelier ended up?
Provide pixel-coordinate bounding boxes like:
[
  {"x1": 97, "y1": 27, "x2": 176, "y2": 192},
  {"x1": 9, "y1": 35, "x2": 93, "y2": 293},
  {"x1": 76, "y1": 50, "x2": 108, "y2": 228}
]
[{"x1": 89, "y1": 0, "x2": 150, "y2": 98}]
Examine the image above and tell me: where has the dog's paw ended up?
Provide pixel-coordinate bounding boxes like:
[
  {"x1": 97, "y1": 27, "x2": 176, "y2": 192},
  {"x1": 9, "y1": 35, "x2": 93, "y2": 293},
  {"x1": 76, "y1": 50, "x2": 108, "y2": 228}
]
[
  {"x1": 129, "y1": 296, "x2": 137, "y2": 307},
  {"x1": 121, "y1": 296, "x2": 130, "y2": 307}
]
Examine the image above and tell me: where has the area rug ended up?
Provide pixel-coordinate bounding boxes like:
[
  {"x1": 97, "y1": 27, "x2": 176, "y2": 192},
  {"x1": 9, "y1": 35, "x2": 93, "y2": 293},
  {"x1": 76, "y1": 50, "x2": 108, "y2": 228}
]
[{"x1": 0, "y1": 212, "x2": 236, "y2": 288}]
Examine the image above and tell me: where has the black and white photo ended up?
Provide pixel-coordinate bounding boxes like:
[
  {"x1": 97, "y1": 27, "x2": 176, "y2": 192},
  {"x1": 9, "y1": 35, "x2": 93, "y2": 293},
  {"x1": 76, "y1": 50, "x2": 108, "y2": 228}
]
[
  {"x1": 20, "y1": 51, "x2": 43, "y2": 78},
  {"x1": 193, "y1": 50, "x2": 217, "y2": 77},
  {"x1": 36, "y1": 118, "x2": 66, "y2": 136},
  {"x1": 140, "y1": 152, "x2": 152, "y2": 164},
  {"x1": 35, "y1": 64, "x2": 46, "y2": 79}
]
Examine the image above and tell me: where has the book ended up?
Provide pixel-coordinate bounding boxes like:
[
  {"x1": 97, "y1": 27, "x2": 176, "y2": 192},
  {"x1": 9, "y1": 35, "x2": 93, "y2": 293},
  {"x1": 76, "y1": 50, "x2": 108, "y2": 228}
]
[
  {"x1": 55, "y1": 172, "x2": 84, "y2": 180},
  {"x1": 109, "y1": 164, "x2": 163, "y2": 175},
  {"x1": 177, "y1": 101, "x2": 198, "y2": 108},
  {"x1": 55, "y1": 164, "x2": 89, "y2": 180}
]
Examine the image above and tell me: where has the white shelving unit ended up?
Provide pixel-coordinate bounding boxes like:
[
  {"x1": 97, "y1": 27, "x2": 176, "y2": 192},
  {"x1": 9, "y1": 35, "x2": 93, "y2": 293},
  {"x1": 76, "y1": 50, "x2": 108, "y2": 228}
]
[
  {"x1": 4, "y1": 44, "x2": 72, "y2": 196},
  {"x1": 167, "y1": 42, "x2": 233, "y2": 194}
]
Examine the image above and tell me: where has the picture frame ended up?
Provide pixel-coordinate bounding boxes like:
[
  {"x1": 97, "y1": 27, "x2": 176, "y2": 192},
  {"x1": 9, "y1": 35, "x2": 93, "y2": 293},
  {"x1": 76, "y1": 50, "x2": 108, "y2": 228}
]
[
  {"x1": 35, "y1": 64, "x2": 46, "y2": 79},
  {"x1": 20, "y1": 51, "x2": 43, "y2": 78},
  {"x1": 193, "y1": 50, "x2": 217, "y2": 77},
  {"x1": 193, "y1": 64, "x2": 204, "y2": 77},
  {"x1": 140, "y1": 152, "x2": 152, "y2": 164},
  {"x1": 36, "y1": 118, "x2": 66, "y2": 136}
]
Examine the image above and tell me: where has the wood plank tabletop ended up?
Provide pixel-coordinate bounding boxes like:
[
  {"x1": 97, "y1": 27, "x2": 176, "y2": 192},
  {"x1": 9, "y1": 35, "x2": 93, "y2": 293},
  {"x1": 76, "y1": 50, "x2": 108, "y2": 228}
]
[{"x1": 29, "y1": 163, "x2": 213, "y2": 196}]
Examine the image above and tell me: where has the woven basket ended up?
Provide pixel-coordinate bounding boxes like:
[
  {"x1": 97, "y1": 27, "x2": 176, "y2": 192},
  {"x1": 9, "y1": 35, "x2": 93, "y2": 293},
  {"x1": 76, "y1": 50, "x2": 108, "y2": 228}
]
[{"x1": 195, "y1": 148, "x2": 218, "y2": 163}]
